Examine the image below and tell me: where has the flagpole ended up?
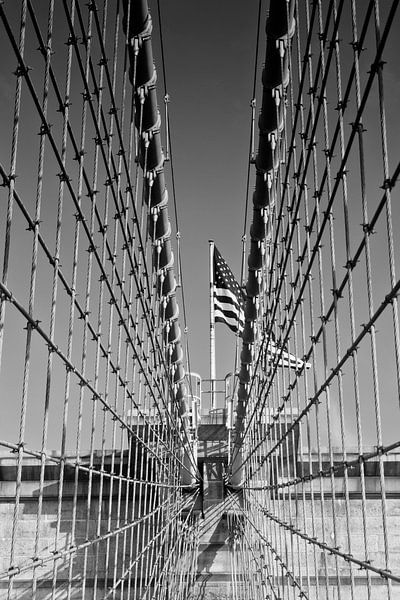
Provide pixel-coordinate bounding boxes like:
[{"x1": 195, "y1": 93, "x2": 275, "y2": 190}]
[{"x1": 209, "y1": 240, "x2": 216, "y2": 410}]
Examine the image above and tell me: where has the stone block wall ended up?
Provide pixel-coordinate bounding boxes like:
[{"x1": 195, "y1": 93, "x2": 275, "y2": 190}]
[
  {"x1": 194, "y1": 489, "x2": 400, "y2": 599},
  {"x1": 0, "y1": 453, "x2": 164, "y2": 600},
  {"x1": 1, "y1": 452, "x2": 399, "y2": 599}
]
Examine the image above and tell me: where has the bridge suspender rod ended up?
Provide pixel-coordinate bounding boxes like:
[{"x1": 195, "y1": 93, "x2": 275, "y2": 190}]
[
  {"x1": 0, "y1": 1, "x2": 199, "y2": 598},
  {"x1": 232, "y1": 0, "x2": 400, "y2": 477},
  {"x1": 227, "y1": 0, "x2": 400, "y2": 599},
  {"x1": 0, "y1": 0, "x2": 193, "y2": 477},
  {"x1": 151, "y1": 0, "x2": 197, "y2": 411},
  {"x1": 122, "y1": 0, "x2": 199, "y2": 477},
  {"x1": 1, "y1": 1, "x2": 400, "y2": 599}
]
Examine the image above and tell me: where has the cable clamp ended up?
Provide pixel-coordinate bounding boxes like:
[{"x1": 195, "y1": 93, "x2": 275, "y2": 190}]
[
  {"x1": 362, "y1": 222, "x2": 374, "y2": 235},
  {"x1": 369, "y1": 60, "x2": 386, "y2": 74},
  {"x1": 381, "y1": 178, "x2": 393, "y2": 191},
  {"x1": 273, "y1": 88, "x2": 281, "y2": 106}
]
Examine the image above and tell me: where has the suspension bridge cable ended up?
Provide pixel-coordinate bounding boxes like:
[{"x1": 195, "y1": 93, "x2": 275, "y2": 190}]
[
  {"x1": 1, "y1": 1, "x2": 400, "y2": 598},
  {"x1": 231, "y1": 0, "x2": 400, "y2": 478},
  {"x1": 24, "y1": 0, "x2": 194, "y2": 475},
  {"x1": 227, "y1": 1, "x2": 400, "y2": 595},
  {"x1": 85, "y1": 0, "x2": 199, "y2": 475},
  {"x1": 234, "y1": 0, "x2": 264, "y2": 384},
  {"x1": 154, "y1": 0, "x2": 197, "y2": 410},
  {"x1": 240, "y1": 0, "x2": 264, "y2": 259},
  {"x1": 0, "y1": 4, "x2": 201, "y2": 594},
  {"x1": 248, "y1": 489, "x2": 400, "y2": 585},
  {"x1": 228, "y1": 490, "x2": 309, "y2": 599},
  {"x1": 231, "y1": 0, "x2": 319, "y2": 471}
]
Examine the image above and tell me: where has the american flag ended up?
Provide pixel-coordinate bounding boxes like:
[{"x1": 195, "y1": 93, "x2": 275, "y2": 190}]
[
  {"x1": 265, "y1": 333, "x2": 311, "y2": 370},
  {"x1": 213, "y1": 246, "x2": 245, "y2": 334}
]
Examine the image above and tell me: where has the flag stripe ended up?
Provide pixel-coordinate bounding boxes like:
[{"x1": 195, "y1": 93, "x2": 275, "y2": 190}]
[
  {"x1": 213, "y1": 246, "x2": 311, "y2": 370},
  {"x1": 266, "y1": 340, "x2": 311, "y2": 370},
  {"x1": 214, "y1": 288, "x2": 242, "y2": 307},
  {"x1": 214, "y1": 308, "x2": 244, "y2": 328},
  {"x1": 213, "y1": 246, "x2": 245, "y2": 335},
  {"x1": 214, "y1": 307, "x2": 244, "y2": 323},
  {"x1": 214, "y1": 297, "x2": 244, "y2": 317},
  {"x1": 215, "y1": 315, "x2": 241, "y2": 332}
]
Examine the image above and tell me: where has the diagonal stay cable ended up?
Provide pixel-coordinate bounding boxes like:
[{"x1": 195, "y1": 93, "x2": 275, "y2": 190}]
[
  {"x1": 248, "y1": 489, "x2": 400, "y2": 585},
  {"x1": 154, "y1": 0, "x2": 196, "y2": 408},
  {"x1": 231, "y1": 0, "x2": 399, "y2": 476},
  {"x1": 85, "y1": 1, "x2": 200, "y2": 472},
  {"x1": 227, "y1": 490, "x2": 308, "y2": 598},
  {"x1": 235, "y1": 272, "x2": 400, "y2": 483},
  {"x1": 0, "y1": 161, "x2": 192, "y2": 476},
  {"x1": 2, "y1": 3, "x2": 198, "y2": 475}
]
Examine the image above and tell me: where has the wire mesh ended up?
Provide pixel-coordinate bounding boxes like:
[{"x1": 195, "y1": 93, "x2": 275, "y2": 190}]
[
  {"x1": 0, "y1": 1, "x2": 199, "y2": 598},
  {"x1": 1, "y1": 0, "x2": 400, "y2": 599},
  {"x1": 232, "y1": 0, "x2": 400, "y2": 598}
]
